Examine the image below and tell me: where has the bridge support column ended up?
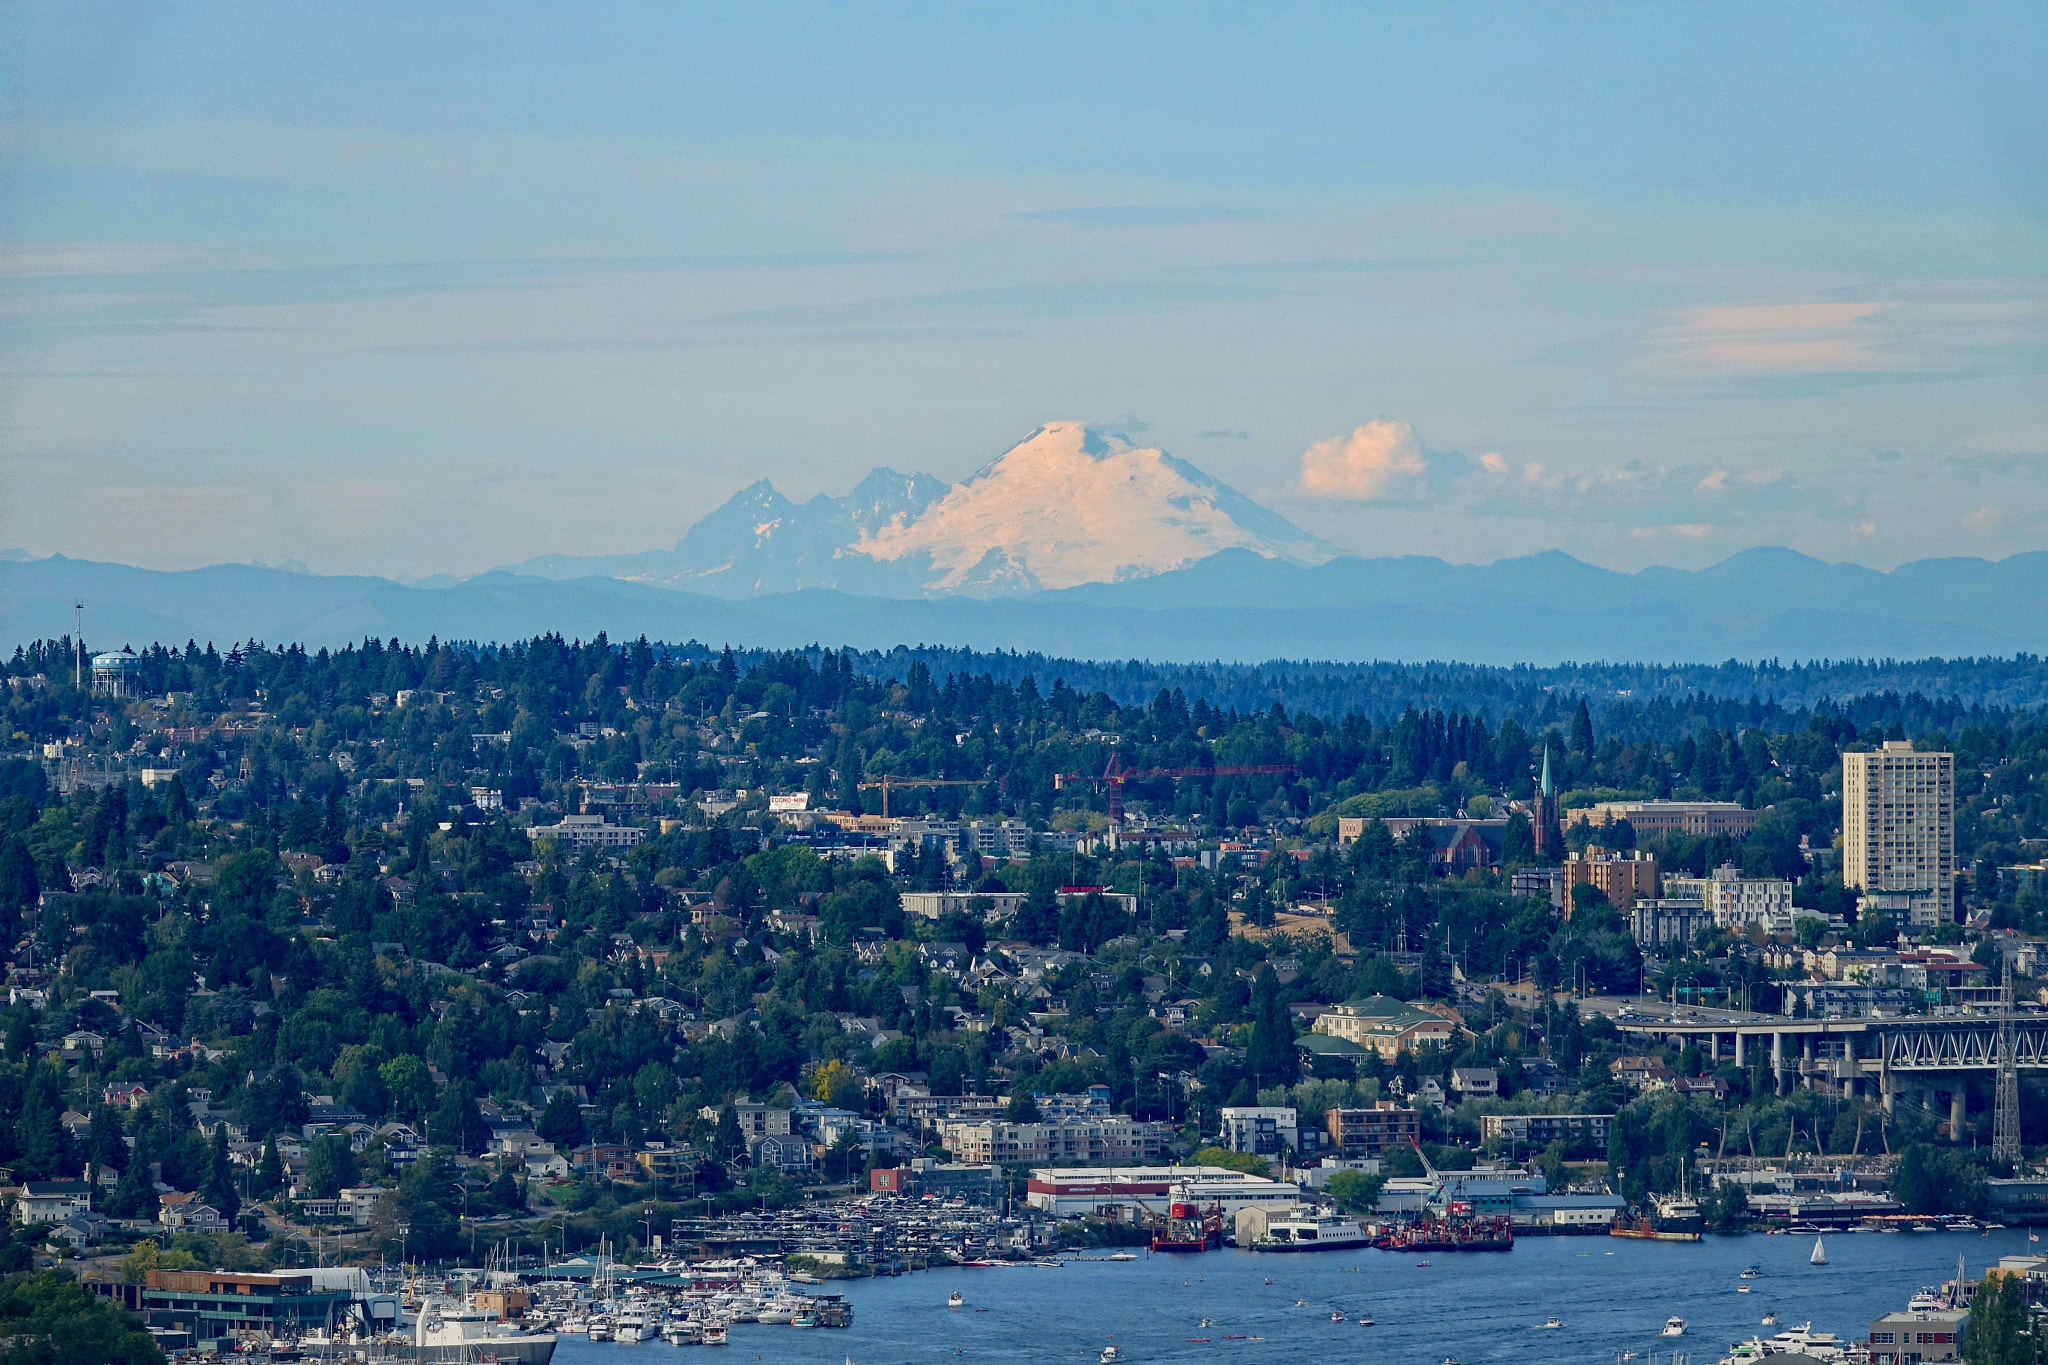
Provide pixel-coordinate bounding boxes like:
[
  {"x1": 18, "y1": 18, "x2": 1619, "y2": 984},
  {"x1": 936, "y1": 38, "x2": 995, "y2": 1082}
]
[
  {"x1": 1709, "y1": 1033, "x2": 1720, "y2": 1062},
  {"x1": 1734, "y1": 1032, "x2": 1745, "y2": 1069},
  {"x1": 1950, "y1": 1087, "x2": 1966, "y2": 1140},
  {"x1": 1772, "y1": 1032, "x2": 1786, "y2": 1094},
  {"x1": 1881, "y1": 1068, "x2": 1894, "y2": 1114}
]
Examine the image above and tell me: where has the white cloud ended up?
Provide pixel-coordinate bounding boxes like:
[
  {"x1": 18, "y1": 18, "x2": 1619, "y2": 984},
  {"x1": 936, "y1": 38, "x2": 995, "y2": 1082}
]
[
  {"x1": 1964, "y1": 502, "x2": 2002, "y2": 532},
  {"x1": 1295, "y1": 420, "x2": 1429, "y2": 500}
]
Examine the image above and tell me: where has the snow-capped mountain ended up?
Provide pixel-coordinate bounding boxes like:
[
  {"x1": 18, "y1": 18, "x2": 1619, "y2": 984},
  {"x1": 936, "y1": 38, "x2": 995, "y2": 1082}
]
[{"x1": 500, "y1": 423, "x2": 1340, "y2": 597}]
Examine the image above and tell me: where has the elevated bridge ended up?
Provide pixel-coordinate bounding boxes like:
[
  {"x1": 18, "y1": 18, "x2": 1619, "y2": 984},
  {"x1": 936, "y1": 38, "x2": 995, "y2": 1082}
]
[{"x1": 1587, "y1": 1001, "x2": 2045, "y2": 1138}]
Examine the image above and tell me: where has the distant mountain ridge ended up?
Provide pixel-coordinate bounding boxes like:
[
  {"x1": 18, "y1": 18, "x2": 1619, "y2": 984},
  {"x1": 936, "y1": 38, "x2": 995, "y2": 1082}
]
[
  {"x1": 500, "y1": 422, "x2": 1340, "y2": 596},
  {"x1": 8, "y1": 545, "x2": 2048, "y2": 668}
]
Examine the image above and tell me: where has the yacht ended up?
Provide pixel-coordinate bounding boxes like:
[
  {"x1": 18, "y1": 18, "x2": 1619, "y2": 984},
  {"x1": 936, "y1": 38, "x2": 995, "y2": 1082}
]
[
  {"x1": 702, "y1": 1319, "x2": 729, "y2": 1346},
  {"x1": 588, "y1": 1316, "x2": 613, "y2": 1343},
  {"x1": 1770, "y1": 1323, "x2": 1846, "y2": 1358},
  {"x1": 1662, "y1": 1317, "x2": 1687, "y2": 1337},
  {"x1": 414, "y1": 1297, "x2": 560, "y2": 1365},
  {"x1": 615, "y1": 1307, "x2": 651, "y2": 1344},
  {"x1": 663, "y1": 1320, "x2": 702, "y2": 1345}
]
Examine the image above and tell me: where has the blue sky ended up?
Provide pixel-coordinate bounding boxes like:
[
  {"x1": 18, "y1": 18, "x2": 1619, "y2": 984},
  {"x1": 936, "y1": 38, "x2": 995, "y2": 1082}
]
[{"x1": 4, "y1": 2, "x2": 2045, "y2": 576}]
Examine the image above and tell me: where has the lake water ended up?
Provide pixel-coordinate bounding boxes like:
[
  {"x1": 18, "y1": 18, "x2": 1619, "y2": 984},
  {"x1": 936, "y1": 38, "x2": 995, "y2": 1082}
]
[{"x1": 550, "y1": 1228, "x2": 2033, "y2": 1365}]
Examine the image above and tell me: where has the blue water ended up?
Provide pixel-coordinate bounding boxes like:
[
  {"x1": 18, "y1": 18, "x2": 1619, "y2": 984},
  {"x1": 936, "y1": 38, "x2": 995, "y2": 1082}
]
[{"x1": 550, "y1": 1230, "x2": 2033, "y2": 1365}]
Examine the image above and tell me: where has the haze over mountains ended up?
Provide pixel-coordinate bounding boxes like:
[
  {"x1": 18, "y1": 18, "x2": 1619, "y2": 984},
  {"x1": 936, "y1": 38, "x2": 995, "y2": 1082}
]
[{"x1": 8, "y1": 422, "x2": 2048, "y2": 665}]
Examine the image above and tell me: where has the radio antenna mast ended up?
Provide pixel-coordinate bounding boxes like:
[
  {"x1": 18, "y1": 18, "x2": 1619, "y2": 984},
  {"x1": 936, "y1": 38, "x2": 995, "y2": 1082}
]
[
  {"x1": 1992, "y1": 948, "x2": 2021, "y2": 1164},
  {"x1": 73, "y1": 600, "x2": 85, "y2": 691}
]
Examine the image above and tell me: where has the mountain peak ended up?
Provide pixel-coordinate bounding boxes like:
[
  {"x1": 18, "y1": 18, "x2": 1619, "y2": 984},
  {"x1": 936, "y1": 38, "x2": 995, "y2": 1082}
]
[{"x1": 858, "y1": 422, "x2": 1339, "y2": 593}]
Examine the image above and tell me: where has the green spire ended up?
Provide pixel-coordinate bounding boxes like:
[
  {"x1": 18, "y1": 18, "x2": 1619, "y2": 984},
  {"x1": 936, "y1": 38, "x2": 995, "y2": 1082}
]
[{"x1": 1540, "y1": 744, "x2": 1553, "y2": 798}]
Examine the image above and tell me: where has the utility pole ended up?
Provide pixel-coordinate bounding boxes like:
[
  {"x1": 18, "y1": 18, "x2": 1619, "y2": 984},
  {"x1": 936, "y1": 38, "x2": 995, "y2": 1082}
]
[
  {"x1": 1992, "y1": 949, "x2": 2022, "y2": 1164},
  {"x1": 73, "y1": 600, "x2": 84, "y2": 691}
]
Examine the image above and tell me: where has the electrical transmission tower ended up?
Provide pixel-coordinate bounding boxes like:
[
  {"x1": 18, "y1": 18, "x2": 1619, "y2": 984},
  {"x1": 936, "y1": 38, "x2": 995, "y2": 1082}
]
[{"x1": 1992, "y1": 948, "x2": 2022, "y2": 1164}]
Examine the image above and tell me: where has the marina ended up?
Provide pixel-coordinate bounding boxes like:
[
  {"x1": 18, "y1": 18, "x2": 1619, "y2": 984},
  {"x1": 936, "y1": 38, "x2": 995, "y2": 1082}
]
[{"x1": 506, "y1": 1227, "x2": 2032, "y2": 1365}]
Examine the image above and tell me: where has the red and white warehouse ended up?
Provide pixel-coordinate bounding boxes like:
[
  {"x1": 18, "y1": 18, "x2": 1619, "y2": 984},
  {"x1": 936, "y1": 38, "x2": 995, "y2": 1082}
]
[{"x1": 1024, "y1": 1165, "x2": 1284, "y2": 1218}]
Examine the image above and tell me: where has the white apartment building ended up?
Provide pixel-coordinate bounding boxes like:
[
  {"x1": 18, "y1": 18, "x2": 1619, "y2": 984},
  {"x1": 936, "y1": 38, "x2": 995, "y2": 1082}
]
[
  {"x1": 939, "y1": 1116, "x2": 1171, "y2": 1166},
  {"x1": 1664, "y1": 863, "x2": 1797, "y2": 932},
  {"x1": 526, "y1": 813, "x2": 647, "y2": 849},
  {"x1": 1842, "y1": 742, "x2": 1954, "y2": 928},
  {"x1": 1218, "y1": 1106, "x2": 1300, "y2": 1156}
]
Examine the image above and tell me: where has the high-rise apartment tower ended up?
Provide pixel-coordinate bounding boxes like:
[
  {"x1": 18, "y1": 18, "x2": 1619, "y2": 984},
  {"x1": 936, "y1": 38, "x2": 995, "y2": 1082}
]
[{"x1": 1841, "y1": 741, "x2": 1954, "y2": 927}]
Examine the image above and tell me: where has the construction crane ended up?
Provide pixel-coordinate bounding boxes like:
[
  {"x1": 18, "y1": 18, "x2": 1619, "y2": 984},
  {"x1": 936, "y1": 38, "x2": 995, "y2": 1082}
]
[
  {"x1": 1053, "y1": 753, "x2": 1298, "y2": 827},
  {"x1": 857, "y1": 774, "x2": 988, "y2": 819}
]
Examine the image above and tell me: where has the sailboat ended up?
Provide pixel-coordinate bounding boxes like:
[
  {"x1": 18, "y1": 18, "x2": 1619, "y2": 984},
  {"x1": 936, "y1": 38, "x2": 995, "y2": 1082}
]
[{"x1": 1809, "y1": 1235, "x2": 1827, "y2": 1266}]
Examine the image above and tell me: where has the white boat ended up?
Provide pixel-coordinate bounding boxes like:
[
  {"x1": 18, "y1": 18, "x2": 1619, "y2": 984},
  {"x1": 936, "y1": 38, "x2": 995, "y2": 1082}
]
[
  {"x1": 414, "y1": 1298, "x2": 560, "y2": 1365},
  {"x1": 1329, "y1": 1310, "x2": 1345, "y2": 1322},
  {"x1": 663, "y1": 1321, "x2": 701, "y2": 1345},
  {"x1": 1253, "y1": 1212, "x2": 1373, "y2": 1251},
  {"x1": 1105, "y1": 1252, "x2": 1138, "y2": 1262},
  {"x1": 1536, "y1": 1318, "x2": 1564, "y2": 1329},
  {"x1": 949, "y1": 1291, "x2": 965, "y2": 1308},
  {"x1": 1770, "y1": 1323, "x2": 1846, "y2": 1358},
  {"x1": 589, "y1": 1317, "x2": 613, "y2": 1343},
  {"x1": 1739, "y1": 1286, "x2": 1752, "y2": 1293},
  {"x1": 1762, "y1": 1312, "x2": 1779, "y2": 1326},
  {"x1": 1357, "y1": 1315, "x2": 1375, "y2": 1326},
  {"x1": 791, "y1": 1313, "x2": 816, "y2": 1329},
  {"x1": 702, "y1": 1320, "x2": 729, "y2": 1346},
  {"x1": 1662, "y1": 1316, "x2": 1687, "y2": 1337},
  {"x1": 1101, "y1": 1348, "x2": 1122, "y2": 1364},
  {"x1": 1810, "y1": 1236, "x2": 1828, "y2": 1266}
]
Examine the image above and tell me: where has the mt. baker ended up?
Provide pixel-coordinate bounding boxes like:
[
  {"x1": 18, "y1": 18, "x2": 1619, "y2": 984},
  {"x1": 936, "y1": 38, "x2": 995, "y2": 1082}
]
[{"x1": 503, "y1": 422, "x2": 1340, "y2": 597}]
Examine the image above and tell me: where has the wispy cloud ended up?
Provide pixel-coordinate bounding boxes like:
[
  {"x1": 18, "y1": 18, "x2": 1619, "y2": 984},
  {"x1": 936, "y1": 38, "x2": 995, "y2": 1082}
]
[
  {"x1": 1011, "y1": 206, "x2": 1270, "y2": 227},
  {"x1": 1646, "y1": 286, "x2": 2048, "y2": 380}
]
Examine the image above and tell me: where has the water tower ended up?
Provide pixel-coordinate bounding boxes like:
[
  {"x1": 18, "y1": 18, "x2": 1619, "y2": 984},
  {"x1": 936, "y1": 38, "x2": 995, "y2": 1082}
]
[{"x1": 91, "y1": 647, "x2": 145, "y2": 698}]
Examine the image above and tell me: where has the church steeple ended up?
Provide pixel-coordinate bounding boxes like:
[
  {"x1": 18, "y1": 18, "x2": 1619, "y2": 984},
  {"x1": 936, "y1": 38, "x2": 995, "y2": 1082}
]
[{"x1": 1533, "y1": 742, "x2": 1560, "y2": 860}]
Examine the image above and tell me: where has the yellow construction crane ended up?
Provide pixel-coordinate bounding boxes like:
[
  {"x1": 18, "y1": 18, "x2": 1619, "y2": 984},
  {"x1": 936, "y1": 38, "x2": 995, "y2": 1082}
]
[{"x1": 857, "y1": 775, "x2": 987, "y2": 818}]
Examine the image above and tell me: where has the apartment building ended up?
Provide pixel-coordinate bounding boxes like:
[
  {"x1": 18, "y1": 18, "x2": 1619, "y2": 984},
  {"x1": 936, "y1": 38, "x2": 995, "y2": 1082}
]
[
  {"x1": 1326, "y1": 1101, "x2": 1422, "y2": 1154},
  {"x1": 1563, "y1": 846, "x2": 1659, "y2": 911},
  {"x1": 938, "y1": 1116, "x2": 1171, "y2": 1166},
  {"x1": 1842, "y1": 743, "x2": 1955, "y2": 927}
]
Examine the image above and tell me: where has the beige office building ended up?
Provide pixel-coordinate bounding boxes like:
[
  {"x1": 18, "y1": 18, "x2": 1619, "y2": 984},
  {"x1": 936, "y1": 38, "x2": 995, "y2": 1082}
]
[{"x1": 1842, "y1": 742, "x2": 1954, "y2": 928}]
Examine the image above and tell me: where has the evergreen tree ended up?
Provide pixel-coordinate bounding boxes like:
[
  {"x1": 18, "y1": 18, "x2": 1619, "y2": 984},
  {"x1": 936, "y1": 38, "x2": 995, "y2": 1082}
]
[
  {"x1": 1963, "y1": 1271, "x2": 2040, "y2": 1365},
  {"x1": 537, "y1": 1088, "x2": 588, "y2": 1149},
  {"x1": 257, "y1": 1134, "x2": 285, "y2": 1197},
  {"x1": 202, "y1": 1123, "x2": 241, "y2": 1222},
  {"x1": 1245, "y1": 966, "x2": 1299, "y2": 1087}
]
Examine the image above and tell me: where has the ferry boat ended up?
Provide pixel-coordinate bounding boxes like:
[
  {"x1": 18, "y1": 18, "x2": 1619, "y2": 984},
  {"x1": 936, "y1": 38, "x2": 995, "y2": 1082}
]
[
  {"x1": 413, "y1": 1297, "x2": 560, "y2": 1365},
  {"x1": 1253, "y1": 1212, "x2": 1374, "y2": 1252}
]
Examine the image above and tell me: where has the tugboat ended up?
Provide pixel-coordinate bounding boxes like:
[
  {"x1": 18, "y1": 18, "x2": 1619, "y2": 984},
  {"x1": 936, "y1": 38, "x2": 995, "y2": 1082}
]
[{"x1": 1152, "y1": 1201, "x2": 1223, "y2": 1253}]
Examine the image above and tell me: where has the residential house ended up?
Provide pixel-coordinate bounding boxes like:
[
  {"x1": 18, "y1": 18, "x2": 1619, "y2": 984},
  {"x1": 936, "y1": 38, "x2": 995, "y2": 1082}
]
[
  {"x1": 1609, "y1": 1056, "x2": 1675, "y2": 1091},
  {"x1": 749, "y1": 1134, "x2": 815, "y2": 1171},
  {"x1": 157, "y1": 1192, "x2": 226, "y2": 1232},
  {"x1": 1450, "y1": 1067, "x2": 1499, "y2": 1100},
  {"x1": 635, "y1": 1141, "x2": 696, "y2": 1181},
  {"x1": 569, "y1": 1144, "x2": 638, "y2": 1181},
  {"x1": 16, "y1": 1180, "x2": 92, "y2": 1223}
]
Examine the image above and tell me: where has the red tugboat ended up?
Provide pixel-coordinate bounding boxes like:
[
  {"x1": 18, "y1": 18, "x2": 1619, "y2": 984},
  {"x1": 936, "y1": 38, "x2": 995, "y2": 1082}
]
[{"x1": 1151, "y1": 1201, "x2": 1224, "y2": 1253}]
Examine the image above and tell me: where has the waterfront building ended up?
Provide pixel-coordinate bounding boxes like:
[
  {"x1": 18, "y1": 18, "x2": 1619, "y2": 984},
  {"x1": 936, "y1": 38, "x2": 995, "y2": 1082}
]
[
  {"x1": 1023, "y1": 1165, "x2": 1278, "y2": 1218},
  {"x1": 141, "y1": 1270, "x2": 362, "y2": 1348},
  {"x1": 1867, "y1": 1307, "x2": 1965, "y2": 1365},
  {"x1": 1842, "y1": 742, "x2": 1955, "y2": 927},
  {"x1": 1480, "y1": 1113, "x2": 1613, "y2": 1153}
]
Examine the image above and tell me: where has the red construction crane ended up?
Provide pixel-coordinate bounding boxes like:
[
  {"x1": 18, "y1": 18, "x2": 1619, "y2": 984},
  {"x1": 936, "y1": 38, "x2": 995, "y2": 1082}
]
[{"x1": 1053, "y1": 753, "x2": 1297, "y2": 827}]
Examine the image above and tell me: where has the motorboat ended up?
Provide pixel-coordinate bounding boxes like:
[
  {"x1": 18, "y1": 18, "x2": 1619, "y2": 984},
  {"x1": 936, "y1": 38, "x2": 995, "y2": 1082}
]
[
  {"x1": 615, "y1": 1308, "x2": 651, "y2": 1344},
  {"x1": 1739, "y1": 1286, "x2": 1752, "y2": 1294},
  {"x1": 790, "y1": 1312, "x2": 816, "y2": 1329},
  {"x1": 702, "y1": 1320, "x2": 729, "y2": 1346},
  {"x1": 1295, "y1": 1299, "x2": 1308, "y2": 1307},
  {"x1": 414, "y1": 1297, "x2": 561, "y2": 1365},
  {"x1": 1101, "y1": 1346, "x2": 1123, "y2": 1364},
  {"x1": 663, "y1": 1321, "x2": 702, "y2": 1345},
  {"x1": 1536, "y1": 1318, "x2": 1564, "y2": 1330},
  {"x1": 589, "y1": 1316, "x2": 613, "y2": 1343},
  {"x1": 1762, "y1": 1312, "x2": 1779, "y2": 1326},
  {"x1": 1105, "y1": 1252, "x2": 1138, "y2": 1262},
  {"x1": 1741, "y1": 1266, "x2": 1762, "y2": 1279},
  {"x1": 1769, "y1": 1323, "x2": 1846, "y2": 1358},
  {"x1": 1663, "y1": 1317, "x2": 1687, "y2": 1337},
  {"x1": 1329, "y1": 1310, "x2": 1345, "y2": 1323},
  {"x1": 949, "y1": 1291, "x2": 965, "y2": 1309},
  {"x1": 1357, "y1": 1315, "x2": 1375, "y2": 1327}
]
